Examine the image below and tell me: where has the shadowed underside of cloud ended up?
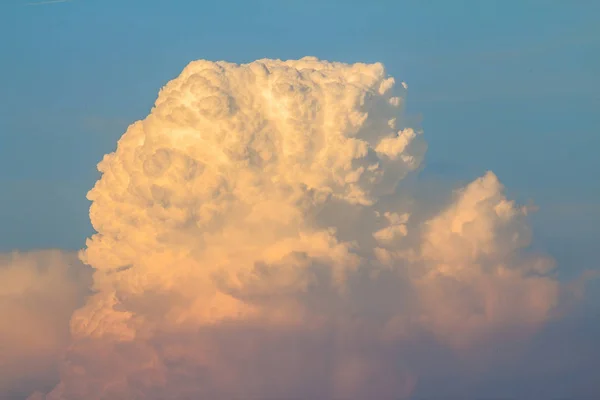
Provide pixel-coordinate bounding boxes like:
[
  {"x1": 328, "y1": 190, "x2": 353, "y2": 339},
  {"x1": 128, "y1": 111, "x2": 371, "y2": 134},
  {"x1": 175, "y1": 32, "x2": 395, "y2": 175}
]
[{"x1": 0, "y1": 57, "x2": 595, "y2": 399}]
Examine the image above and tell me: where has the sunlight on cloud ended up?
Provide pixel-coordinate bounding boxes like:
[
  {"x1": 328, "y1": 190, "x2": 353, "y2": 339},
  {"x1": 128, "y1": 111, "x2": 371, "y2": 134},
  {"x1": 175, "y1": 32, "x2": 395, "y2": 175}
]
[{"x1": 9, "y1": 57, "x2": 565, "y2": 399}]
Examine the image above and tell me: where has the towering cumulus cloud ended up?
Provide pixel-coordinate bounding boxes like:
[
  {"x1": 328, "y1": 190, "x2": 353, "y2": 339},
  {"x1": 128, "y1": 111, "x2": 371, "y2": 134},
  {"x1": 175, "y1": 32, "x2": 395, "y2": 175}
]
[{"x1": 31, "y1": 57, "x2": 558, "y2": 399}]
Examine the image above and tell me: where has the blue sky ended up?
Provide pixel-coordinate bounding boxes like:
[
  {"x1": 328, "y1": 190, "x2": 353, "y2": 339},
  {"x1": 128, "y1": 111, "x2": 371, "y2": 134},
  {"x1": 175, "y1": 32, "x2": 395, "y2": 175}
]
[
  {"x1": 1, "y1": 0, "x2": 598, "y2": 279},
  {"x1": 1, "y1": 1, "x2": 600, "y2": 398}
]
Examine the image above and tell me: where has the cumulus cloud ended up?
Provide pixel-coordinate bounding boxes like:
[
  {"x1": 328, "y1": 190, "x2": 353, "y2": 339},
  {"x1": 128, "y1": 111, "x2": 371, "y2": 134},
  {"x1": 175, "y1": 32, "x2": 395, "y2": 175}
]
[
  {"x1": 12, "y1": 57, "x2": 571, "y2": 399},
  {"x1": 0, "y1": 250, "x2": 91, "y2": 398}
]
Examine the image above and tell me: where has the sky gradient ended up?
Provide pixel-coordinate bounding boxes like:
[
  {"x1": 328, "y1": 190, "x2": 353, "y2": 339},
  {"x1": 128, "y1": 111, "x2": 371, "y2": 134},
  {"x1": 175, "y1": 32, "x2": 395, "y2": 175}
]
[{"x1": 0, "y1": 1, "x2": 599, "y2": 399}]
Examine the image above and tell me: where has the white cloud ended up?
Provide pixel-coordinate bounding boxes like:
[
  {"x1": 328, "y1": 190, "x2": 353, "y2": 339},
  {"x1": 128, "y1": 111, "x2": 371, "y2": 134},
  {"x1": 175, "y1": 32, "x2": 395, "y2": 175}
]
[{"x1": 6, "y1": 57, "x2": 566, "y2": 399}]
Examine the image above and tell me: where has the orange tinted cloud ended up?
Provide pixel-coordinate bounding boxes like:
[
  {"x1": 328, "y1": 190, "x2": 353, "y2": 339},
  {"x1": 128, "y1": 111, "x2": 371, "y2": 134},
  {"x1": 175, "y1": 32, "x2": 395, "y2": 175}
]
[
  {"x1": 0, "y1": 250, "x2": 91, "y2": 397},
  {"x1": 8, "y1": 58, "x2": 567, "y2": 399}
]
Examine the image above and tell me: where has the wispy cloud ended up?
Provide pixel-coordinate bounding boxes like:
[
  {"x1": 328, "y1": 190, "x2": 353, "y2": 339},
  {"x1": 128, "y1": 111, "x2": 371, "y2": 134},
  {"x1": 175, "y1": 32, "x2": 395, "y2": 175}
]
[{"x1": 26, "y1": 0, "x2": 72, "y2": 6}]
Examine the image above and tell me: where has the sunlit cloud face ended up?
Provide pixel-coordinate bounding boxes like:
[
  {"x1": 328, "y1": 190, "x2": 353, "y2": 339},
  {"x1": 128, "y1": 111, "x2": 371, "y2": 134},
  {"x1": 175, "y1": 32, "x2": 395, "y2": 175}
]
[{"x1": 10, "y1": 58, "x2": 565, "y2": 399}]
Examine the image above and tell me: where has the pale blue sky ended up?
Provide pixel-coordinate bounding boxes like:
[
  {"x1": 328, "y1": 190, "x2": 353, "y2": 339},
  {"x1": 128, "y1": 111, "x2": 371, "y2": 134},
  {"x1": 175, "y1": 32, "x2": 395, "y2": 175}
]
[{"x1": 0, "y1": 0, "x2": 598, "y2": 278}]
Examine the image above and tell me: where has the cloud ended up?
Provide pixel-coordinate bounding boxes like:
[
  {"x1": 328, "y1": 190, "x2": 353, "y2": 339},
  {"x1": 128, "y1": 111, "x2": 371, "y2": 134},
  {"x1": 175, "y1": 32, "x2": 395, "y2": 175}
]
[
  {"x1": 0, "y1": 250, "x2": 91, "y2": 398},
  {"x1": 4, "y1": 57, "x2": 581, "y2": 399}
]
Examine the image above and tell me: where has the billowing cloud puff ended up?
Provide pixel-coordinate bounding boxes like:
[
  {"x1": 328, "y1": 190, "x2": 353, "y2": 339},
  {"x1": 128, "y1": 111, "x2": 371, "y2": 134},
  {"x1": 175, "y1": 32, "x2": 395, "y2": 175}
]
[
  {"x1": 0, "y1": 251, "x2": 91, "y2": 398},
  {"x1": 24, "y1": 58, "x2": 563, "y2": 399},
  {"x1": 408, "y1": 172, "x2": 559, "y2": 347}
]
